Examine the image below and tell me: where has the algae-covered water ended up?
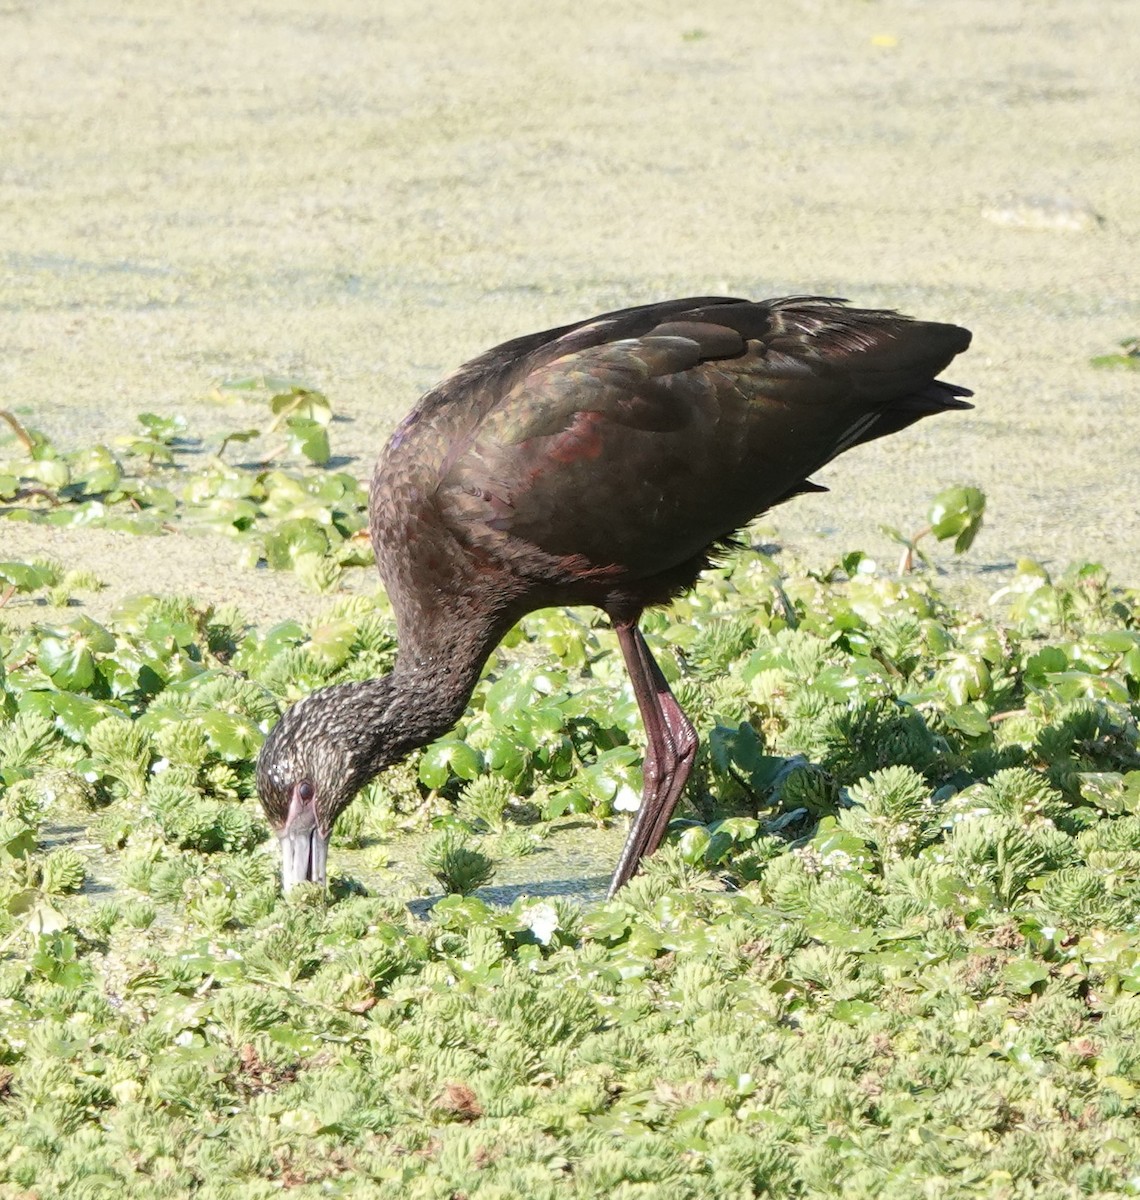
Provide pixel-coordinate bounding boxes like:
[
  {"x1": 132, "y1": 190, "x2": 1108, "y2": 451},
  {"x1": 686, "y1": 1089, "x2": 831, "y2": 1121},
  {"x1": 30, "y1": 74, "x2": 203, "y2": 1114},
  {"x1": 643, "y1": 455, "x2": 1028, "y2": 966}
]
[{"x1": 2, "y1": 0, "x2": 1138, "y2": 601}]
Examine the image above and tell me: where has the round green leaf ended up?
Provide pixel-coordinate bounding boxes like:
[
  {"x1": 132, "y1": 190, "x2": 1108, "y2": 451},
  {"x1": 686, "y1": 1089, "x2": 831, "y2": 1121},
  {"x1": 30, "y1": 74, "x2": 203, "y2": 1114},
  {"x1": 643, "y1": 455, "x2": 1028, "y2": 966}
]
[
  {"x1": 418, "y1": 739, "x2": 483, "y2": 788},
  {"x1": 37, "y1": 637, "x2": 96, "y2": 690},
  {"x1": 927, "y1": 485, "x2": 986, "y2": 553}
]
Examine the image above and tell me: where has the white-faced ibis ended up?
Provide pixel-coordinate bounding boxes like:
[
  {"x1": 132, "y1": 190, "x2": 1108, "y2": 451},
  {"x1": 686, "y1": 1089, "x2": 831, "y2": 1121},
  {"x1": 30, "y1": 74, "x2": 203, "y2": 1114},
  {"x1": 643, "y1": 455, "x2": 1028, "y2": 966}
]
[{"x1": 256, "y1": 295, "x2": 972, "y2": 895}]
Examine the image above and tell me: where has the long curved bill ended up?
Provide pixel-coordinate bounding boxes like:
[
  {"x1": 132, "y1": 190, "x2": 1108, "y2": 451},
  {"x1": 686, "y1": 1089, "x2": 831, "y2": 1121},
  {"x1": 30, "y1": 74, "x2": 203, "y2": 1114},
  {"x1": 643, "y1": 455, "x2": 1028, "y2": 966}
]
[
  {"x1": 279, "y1": 784, "x2": 330, "y2": 891},
  {"x1": 279, "y1": 824, "x2": 329, "y2": 891}
]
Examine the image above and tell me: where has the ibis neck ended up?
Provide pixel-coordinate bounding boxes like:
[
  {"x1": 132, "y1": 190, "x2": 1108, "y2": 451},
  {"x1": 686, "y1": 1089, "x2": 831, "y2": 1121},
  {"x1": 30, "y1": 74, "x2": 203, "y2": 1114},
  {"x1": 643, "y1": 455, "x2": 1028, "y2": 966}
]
[{"x1": 371, "y1": 607, "x2": 510, "y2": 765}]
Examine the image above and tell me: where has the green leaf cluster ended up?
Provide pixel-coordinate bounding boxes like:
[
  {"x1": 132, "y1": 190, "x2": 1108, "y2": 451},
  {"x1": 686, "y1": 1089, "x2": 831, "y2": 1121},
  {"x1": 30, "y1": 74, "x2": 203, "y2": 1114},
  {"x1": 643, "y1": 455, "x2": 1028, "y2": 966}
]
[{"x1": 1, "y1": 399, "x2": 370, "y2": 591}]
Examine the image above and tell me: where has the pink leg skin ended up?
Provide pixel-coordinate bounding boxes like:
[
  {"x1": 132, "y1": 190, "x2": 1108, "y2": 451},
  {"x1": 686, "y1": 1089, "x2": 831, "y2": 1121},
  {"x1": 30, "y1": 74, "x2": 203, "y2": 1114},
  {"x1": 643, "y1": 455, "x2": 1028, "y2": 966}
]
[{"x1": 608, "y1": 622, "x2": 698, "y2": 898}]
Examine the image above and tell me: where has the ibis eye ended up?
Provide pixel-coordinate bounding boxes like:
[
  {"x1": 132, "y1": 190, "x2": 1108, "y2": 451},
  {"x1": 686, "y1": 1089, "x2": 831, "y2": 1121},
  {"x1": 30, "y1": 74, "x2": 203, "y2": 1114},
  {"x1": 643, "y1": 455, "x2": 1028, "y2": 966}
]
[{"x1": 297, "y1": 780, "x2": 316, "y2": 803}]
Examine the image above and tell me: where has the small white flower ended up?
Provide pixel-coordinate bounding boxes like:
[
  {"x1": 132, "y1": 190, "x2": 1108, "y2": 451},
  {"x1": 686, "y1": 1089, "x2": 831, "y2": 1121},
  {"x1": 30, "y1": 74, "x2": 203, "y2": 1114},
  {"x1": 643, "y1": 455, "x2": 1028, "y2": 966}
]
[
  {"x1": 613, "y1": 784, "x2": 641, "y2": 813},
  {"x1": 522, "y1": 902, "x2": 559, "y2": 945}
]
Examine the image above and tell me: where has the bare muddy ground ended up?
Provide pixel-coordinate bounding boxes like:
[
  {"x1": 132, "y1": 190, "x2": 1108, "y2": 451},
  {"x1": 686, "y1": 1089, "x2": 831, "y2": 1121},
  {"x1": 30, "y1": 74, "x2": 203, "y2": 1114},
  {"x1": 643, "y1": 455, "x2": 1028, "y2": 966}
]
[{"x1": 2, "y1": 0, "x2": 1138, "y2": 615}]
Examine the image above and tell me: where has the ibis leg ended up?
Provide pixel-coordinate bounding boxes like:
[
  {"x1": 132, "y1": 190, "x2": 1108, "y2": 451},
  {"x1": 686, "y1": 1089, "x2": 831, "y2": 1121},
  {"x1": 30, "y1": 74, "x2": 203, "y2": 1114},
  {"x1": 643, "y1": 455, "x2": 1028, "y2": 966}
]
[{"x1": 608, "y1": 622, "x2": 698, "y2": 897}]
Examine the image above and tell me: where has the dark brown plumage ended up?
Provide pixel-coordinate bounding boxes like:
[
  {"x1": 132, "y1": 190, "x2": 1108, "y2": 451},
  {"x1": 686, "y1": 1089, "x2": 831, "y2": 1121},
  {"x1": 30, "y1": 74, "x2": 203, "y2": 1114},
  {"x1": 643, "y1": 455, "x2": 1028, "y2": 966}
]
[{"x1": 256, "y1": 295, "x2": 972, "y2": 894}]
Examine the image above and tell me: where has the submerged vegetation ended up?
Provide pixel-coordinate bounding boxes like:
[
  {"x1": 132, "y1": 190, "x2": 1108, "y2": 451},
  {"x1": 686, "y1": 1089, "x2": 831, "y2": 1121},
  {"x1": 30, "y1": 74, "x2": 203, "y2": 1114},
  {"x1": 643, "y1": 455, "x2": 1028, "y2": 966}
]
[{"x1": 1, "y1": 404, "x2": 1140, "y2": 1196}]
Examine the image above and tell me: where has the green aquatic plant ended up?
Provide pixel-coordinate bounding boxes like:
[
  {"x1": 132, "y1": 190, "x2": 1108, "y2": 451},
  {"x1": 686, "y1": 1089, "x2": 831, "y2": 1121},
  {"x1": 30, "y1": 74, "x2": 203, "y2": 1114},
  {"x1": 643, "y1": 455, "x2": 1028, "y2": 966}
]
[
  {"x1": 884, "y1": 482, "x2": 987, "y2": 573},
  {"x1": 1090, "y1": 335, "x2": 1140, "y2": 370},
  {"x1": 0, "y1": 397, "x2": 372, "y2": 589},
  {"x1": 4, "y1": 401, "x2": 1140, "y2": 1193},
  {"x1": 456, "y1": 774, "x2": 515, "y2": 832},
  {"x1": 421, "y1": 825, "x2": 497, "y2": 895},
  {"x1": 38, "y1": 847, "x2": 86, "y2": 895},
  {"x1": 838, "y1": 764, "x2": 940, "y2": 863}
]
